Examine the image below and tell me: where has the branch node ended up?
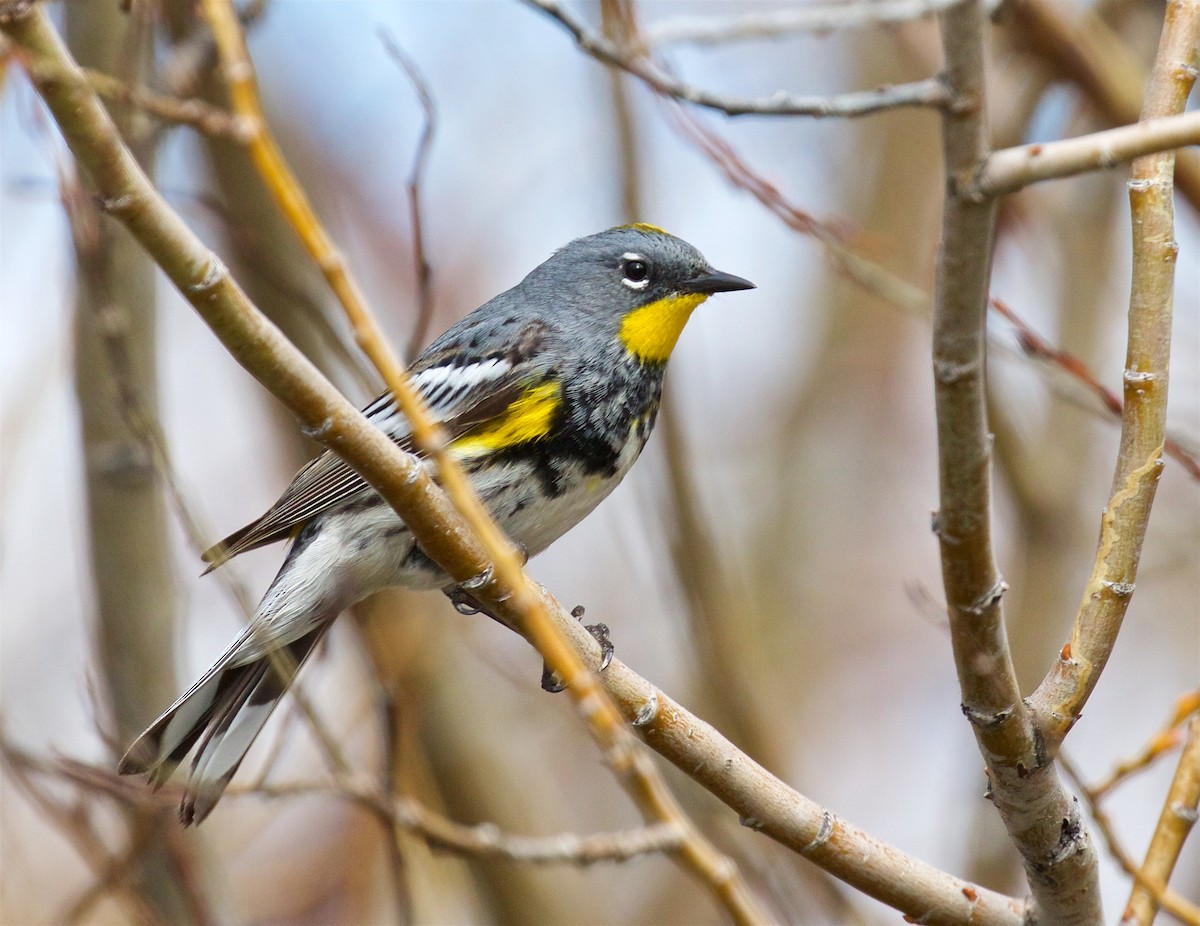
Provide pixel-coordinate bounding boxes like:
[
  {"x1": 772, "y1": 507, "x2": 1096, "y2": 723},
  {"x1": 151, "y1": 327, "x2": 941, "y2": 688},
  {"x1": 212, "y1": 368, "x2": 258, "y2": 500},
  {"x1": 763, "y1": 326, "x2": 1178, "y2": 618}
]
[
  {"x1": 961, "y1": 703, "x2": 1014, "y2": 729},
  {"x1": 966, "y1": 577, "x2": 1008, "y2": 615},
  {"x1": 932, "y1": 356, "x2": 979, "y2": 384},
  {"x1": 1100, "y1": 580, "x2": 1136, "y2": 598},
  {"x1": 186, "y1": 255, "x2": 227, "y2": 298},
  {"x1": 99, "y1": 193, "x2": 135, "y2": 216},
  {"x1": 801, "y1": 810, "x2": 835, "y2": 854},
  {"x1": 632, "y1": 690, "x2": 659, "y2": 727}
]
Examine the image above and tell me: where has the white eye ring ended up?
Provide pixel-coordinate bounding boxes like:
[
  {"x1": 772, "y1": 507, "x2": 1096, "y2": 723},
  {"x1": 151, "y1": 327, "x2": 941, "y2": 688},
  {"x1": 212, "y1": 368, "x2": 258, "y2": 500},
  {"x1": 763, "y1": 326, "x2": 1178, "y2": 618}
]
[{"x1": 621, "y1": 252, "x2": 650, "y2": 290}]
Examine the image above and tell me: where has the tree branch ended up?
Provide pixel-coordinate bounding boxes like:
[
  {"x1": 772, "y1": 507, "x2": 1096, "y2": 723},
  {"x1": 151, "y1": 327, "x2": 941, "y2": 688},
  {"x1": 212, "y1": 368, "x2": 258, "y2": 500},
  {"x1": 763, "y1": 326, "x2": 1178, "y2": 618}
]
[
  {"x1": 1028, "y1": 0, "x2": 1198, "y2": 753},
  {"x1": 969, "y1": 111, "x2": 1200, "y2": 199},
  {"x1": 644, "y1": 0, "x2": 974, "y2": 46},
  {"x1": 1123, "y1": 714, "x2": 1200, "y2": 925},
  {"x1": 84, "y1": 66, "x2": 249, "y2": 140},
  {"x1": 933, "y1": 2, "x2": 1102, "y2": 921},
  {"x1": 524, "y1": 0, "x2": 954, "y2": 117}
]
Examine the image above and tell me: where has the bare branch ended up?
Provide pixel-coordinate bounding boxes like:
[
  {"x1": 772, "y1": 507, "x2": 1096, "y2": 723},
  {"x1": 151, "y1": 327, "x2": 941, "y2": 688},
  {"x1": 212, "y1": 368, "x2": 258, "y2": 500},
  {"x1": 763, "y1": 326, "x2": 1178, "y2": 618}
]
[
  {"x1": 934, "y1": 2, "x2": 1102, "y2": 921},
  {"x1": 990, "y1": 297, "x2": 1200, "y2": 481},
  {"x1": 1124, "y1": 714, "x2": 1200, "y2": 925},
  {"x1": 969, "y1": 111, "x2": 1200, "y2": 199},
  {"x1": 524, "y1": 0, "x2": 953, "y2": 117},
  {"x1": 83, "y1": 66, "x2": 250, "y2": 140},
  {"x1": 376, "y1": 29, "x2": 437, "y2": 362},
  {"x1": 1029, "y1": 0, "x2": 1199, "y2": 752},
  {"x1": 1092, "y1": 690, "x2": 1200, "y2": 799},
  {"x1": 1058, "y1": 754, "x2": 1200, "y2": 926},
  {"x1": 645, "y1": 0, "x2": 972, "y2": 46}
]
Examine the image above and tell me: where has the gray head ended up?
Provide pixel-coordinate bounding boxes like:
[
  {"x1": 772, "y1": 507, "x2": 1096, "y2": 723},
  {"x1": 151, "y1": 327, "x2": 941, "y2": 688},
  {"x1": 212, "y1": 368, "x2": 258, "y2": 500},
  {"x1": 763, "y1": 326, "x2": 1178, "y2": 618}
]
[{"x1": 520, "y1": 224, "x2": 754, "y2": 362}]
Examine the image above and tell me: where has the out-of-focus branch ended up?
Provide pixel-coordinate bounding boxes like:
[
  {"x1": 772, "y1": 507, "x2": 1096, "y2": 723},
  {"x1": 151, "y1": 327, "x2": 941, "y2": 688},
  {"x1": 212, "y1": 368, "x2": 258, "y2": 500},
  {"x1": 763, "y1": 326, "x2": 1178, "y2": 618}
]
[
  {"x1": 644, "y1": 0, "x2": 971, "y2": 46},
  {"x1": 62, "y1": 4, "x2": 207, "y2": 924},
  {"x1": 933, "y1": 2, "x2": 1102, "y2": 921},
  {"x1": 197, "y1": 3, "x2": 765, "y2": 921},
  {"x1": 525, "y1": 0, "x2": 953, "y2": 117},
  {"x1": 1092, "y1": 690, "x2": 1200, "y2": 799},
  {"x1": 1029, "y1": 0, "x2": 1198, "y2": 753},
  {"x1": 377, "y1": 31, "x2": 437, "y2": 363},
  {"x1": 1007, "y1": 0, "x2": 1200, "y2": 211},
  {"x1": 969, "y1": 111, "x2": 1200, "y2": 199},
  {"x1": 261, "y1": 783, "x2": 688, "y2": 865},
  {"x1": 1123, "y1": 714, "x2": 1200, "y2": 926},
  {"x1": 0, "y1": 9, "x2": 1031, "y2": 923},
  {"x1": 83, "y1": 66, "x2": 249, "y2": 139},
  {"x1": 990, "y1": 297, "x2": 1200, "y2": 481},
  {"x1": 1058, "y1": 753, "x2": 1200, "y2": 926}
]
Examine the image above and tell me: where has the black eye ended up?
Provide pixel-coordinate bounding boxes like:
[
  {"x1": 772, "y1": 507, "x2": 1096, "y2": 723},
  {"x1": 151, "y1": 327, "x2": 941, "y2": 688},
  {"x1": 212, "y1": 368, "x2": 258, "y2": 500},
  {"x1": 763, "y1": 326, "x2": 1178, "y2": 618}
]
[{"x1": 622, "y1": 259, "x2": 649, "y2": 283}]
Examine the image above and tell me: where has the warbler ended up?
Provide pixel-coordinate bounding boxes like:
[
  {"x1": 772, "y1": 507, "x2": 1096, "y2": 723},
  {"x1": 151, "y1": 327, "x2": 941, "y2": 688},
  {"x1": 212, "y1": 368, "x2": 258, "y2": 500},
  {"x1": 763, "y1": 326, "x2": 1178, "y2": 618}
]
[{"x1": 119, "y1": 224, "x2": 754, "y2": 824}]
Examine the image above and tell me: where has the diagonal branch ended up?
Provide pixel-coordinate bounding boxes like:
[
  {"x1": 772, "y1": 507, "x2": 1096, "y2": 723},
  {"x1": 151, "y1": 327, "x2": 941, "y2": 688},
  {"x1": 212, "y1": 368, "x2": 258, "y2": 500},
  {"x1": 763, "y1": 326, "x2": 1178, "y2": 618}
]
[{"x1": 524, "y1": 0, "x2": 954, "y2": 117}]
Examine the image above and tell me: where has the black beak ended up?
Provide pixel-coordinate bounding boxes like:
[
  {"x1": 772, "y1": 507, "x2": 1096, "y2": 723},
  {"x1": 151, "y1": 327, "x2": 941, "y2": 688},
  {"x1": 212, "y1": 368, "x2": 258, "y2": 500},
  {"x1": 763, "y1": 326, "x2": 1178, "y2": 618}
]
[{"x1": 682, "y1": 268, "x2": 756, "y2": 295}]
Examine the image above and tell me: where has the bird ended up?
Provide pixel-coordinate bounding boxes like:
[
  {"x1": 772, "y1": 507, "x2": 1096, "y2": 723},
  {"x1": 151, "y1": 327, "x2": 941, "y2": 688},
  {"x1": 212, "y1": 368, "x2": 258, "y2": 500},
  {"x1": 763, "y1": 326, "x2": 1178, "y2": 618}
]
[{"x1": 118, "y1": 224, "x2": 754, "y2": 824}]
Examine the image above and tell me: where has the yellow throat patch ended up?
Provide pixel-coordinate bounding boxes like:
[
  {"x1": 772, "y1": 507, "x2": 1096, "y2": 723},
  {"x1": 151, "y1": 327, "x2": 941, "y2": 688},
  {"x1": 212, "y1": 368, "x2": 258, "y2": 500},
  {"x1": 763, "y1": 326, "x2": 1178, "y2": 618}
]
[
  {"x1": 619, "y1": 293, "x2": 707, "y2": 363},
  {"x1": 450, "y1": 381, "x2": 561, "y2": 457}
]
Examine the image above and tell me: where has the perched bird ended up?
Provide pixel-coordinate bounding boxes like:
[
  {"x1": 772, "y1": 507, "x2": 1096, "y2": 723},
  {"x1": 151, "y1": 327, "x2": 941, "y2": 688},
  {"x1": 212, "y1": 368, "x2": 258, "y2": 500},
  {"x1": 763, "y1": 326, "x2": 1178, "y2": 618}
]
[{"x1": 119, "y1": 224, "x2": 754, "y2": 824}]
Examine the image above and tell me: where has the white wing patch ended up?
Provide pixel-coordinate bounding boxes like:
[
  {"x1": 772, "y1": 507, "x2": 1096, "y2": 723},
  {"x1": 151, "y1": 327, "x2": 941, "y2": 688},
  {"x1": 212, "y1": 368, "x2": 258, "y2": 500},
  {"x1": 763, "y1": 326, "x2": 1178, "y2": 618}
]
[{"x1": 366, "y1": 357, "x2": 513, "y2": 433}]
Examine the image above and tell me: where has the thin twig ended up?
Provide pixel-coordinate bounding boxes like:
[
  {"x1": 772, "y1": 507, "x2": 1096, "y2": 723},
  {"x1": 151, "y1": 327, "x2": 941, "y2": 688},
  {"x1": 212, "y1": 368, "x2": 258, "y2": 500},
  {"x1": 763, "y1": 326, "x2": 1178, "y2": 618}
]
[
  {"x1": 0, "y1": 7, "x2": 1032, "y2": 923},
  {"x1": 969, "y1": 111, "x2": 1200, "y2": 199},
  {"x1": 934, "y1": 2, "x2": 1101, "y2": 921},
  {"x1": 198, "y1": 2, "x2": 766, "y2": 921},
  {"x1": 524, "y1": 0, "x2": 953, "y2": 118},
  {"x1": 1028, "y1": 0, "x2": 1199, "y2": 752},
  {"x1": 1092, "y1": 690, "x2": 1200, "y2": 799},
  {"x1": 83, "y1": 66, "x2": 250, "y2": 140},
  {"x1": 990, "y1": 297, "x2": 1200, "y2": 481},
  {"x1": 1124, "y1": 714, "x2": 1200, "y2": 925},
  {"x1": 645, "y1": 0, "x2": 972, "y2": 46},
  {"x1": 1058, "y1": 753, "x2": 1200, "y2": 926},
  {"x1": 0, "y1": 733, "x2": 162, "y2": 926},
  {"x1": 52, "y1": 750, "x2": 687, "y2": 867},
  {"x1": 376, "y1": 30, "x2": 437, "y2": 362}
]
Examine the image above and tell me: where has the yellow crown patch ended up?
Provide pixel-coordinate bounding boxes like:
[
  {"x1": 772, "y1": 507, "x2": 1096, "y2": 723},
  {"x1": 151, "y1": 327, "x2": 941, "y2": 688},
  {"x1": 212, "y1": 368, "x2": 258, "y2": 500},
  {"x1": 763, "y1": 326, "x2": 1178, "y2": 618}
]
[{"x1": 617, "y1": 222, "x2": 670, "y2": 236}]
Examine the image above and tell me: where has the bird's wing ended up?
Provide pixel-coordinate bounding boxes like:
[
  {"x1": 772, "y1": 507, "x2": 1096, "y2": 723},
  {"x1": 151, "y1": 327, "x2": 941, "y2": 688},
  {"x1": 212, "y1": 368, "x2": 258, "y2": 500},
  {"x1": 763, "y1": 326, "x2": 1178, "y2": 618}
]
[{"x1": 202, "y1": 320, "x2": 554, "y2": 570}]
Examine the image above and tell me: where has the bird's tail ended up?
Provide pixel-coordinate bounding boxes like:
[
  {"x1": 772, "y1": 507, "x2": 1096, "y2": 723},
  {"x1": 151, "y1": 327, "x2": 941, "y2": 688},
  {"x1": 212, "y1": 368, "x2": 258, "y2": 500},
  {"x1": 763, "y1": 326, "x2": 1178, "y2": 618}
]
[{"x1": 118, "y1": 627, "x2": 327, "y2": 825}]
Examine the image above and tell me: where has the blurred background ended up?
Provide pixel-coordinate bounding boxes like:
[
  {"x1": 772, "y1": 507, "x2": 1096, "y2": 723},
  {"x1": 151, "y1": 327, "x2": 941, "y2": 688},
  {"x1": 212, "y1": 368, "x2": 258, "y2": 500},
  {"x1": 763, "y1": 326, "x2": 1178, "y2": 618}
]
[{"x1": 1, "y1": 1, "x2": 1196, "y2": 923}]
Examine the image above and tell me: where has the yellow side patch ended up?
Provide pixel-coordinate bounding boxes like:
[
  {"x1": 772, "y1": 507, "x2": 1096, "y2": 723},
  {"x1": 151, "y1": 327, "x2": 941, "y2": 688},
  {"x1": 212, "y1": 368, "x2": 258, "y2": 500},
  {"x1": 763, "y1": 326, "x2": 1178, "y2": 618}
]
[
  {"x1": 618, "y1": 222, "x2": 670, "y2": 236},
  {"x1": 619, "y1": 293, "x2": 707, "y2": 363},
  {"x1": 450, "y1": 382, "x2": 561, "y2": 456}
]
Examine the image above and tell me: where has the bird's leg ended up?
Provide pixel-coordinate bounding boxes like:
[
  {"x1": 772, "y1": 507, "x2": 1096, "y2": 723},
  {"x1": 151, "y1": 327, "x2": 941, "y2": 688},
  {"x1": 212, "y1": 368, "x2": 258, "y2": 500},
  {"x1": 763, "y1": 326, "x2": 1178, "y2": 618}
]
[{"x1": 541, "y1": 605, "x2": 614, "y2": 693}]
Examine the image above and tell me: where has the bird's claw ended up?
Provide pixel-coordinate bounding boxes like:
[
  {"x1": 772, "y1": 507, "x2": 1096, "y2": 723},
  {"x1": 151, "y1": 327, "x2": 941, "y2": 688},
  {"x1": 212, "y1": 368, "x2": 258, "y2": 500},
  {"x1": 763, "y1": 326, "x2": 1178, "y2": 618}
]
[
  {"x1": 541, "y1": 606, "x2": 614, "y2": 693},
  {"x1": 444, "y1": 585, "x2": 483, "y2": 616}
]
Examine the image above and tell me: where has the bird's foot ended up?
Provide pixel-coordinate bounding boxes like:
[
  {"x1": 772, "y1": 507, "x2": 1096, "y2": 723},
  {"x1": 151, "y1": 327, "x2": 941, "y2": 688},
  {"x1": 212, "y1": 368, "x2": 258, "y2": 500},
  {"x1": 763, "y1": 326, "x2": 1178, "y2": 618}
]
[
  {"x1": 444, "y1": 585, "x2": 488, "y2": 617},
  {"x1": 541, "y1": 606, "x2": 614, "y2": 693}
]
